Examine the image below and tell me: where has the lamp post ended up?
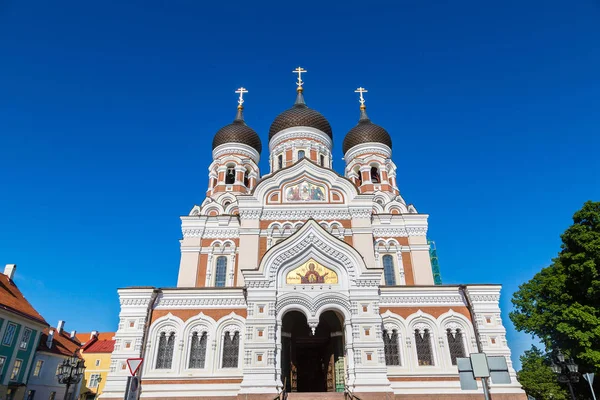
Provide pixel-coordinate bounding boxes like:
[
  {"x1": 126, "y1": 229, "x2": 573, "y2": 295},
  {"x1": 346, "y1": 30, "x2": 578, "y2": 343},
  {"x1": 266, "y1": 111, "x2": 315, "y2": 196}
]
[
  {"x1": 550, "y1": 350, "x2": 579, "y2": 400},
  {"x1": 56, "y1": 353, "x2": 85, "y2": 400}
]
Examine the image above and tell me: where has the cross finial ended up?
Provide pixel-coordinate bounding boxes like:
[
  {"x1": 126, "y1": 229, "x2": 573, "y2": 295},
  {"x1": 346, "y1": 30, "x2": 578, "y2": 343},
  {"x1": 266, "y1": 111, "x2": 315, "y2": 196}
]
[
  {"x1": 355, "y1": 87, "x2": 368, "y2": 109},
  {"x1": 293, "y1": 66, "x2": 307, "y2": 91},
  {"x1": 235, "y1": 87, "x2": 248, "y2": 109}
]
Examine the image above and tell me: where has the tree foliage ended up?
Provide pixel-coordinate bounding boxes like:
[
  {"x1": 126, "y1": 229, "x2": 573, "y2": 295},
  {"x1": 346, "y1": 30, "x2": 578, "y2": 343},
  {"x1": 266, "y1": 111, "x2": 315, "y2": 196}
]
[
  {"x1": 517, "y1": 345, "x2": 568, "y2": 400},
  {"x1": 510, "y1": 201, "x2": 600, "y2": 372}
]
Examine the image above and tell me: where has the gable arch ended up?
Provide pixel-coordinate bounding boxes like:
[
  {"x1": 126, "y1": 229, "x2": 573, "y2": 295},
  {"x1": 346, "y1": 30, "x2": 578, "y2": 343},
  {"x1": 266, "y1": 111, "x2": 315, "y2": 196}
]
[{"x1": 247, "y1": 220, "x2": 367, "y2": 289}]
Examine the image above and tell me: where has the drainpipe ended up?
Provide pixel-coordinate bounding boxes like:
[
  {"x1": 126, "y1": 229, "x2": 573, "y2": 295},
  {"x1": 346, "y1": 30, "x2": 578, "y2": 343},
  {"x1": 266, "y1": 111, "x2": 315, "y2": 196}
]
[
  {"x1": 459, "y1": 284, "x2": 493, "y2": 399},
  {"x1": 137, "y1": 288, "x2": 160, "y2": 400}
]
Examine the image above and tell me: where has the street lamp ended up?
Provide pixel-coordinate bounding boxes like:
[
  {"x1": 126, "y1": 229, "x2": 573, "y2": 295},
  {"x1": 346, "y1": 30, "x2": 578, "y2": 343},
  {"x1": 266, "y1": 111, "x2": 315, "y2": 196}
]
[
  {"x1": 550, "y1": 350, "x2": 579, "y2": 400},
  {"x1": 56, "y1": 353, "x2": 85, "y2": 400}
]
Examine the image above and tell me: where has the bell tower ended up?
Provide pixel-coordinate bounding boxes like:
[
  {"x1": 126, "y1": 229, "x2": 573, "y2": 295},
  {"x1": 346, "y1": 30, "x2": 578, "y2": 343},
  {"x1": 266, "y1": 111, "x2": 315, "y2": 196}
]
[
  {"x1": 343, "y1": 88, "x2": 399, "y2": 195},
  {"x1": 208, "y1": 87, "x2": 262, "y2": 197}
]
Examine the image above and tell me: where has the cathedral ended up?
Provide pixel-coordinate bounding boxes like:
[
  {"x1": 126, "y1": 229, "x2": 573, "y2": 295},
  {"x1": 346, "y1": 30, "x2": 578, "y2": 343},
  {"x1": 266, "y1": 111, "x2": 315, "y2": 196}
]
[{"x1": 100, "y1": 69, "x2": 526, "y2": 399}]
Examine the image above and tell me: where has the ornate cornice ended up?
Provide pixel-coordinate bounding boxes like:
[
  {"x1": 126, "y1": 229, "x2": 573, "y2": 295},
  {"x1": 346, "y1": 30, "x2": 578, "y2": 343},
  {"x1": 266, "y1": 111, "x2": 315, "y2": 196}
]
[
  {"x1": 156, "y1": 297, "x2": 246, "y2": 308},
  {"x1": 269, "y1": 127, "x2": 332, "y2": 151},
  {"x1": 344, "y1": 143, "x2": 392, "y2": 163},
  {"x1": 212, "y1": 143, "x2": 260, "y2": 163},
  {"x1": 260, "y1": 209, "x2": 353, "y2": 220},
  {"x1": 380, "y1": 294, "x2": 464, "y2": 306},
  {"x1": 372, "y1": 226, "x2": 428, "y2": 237}
]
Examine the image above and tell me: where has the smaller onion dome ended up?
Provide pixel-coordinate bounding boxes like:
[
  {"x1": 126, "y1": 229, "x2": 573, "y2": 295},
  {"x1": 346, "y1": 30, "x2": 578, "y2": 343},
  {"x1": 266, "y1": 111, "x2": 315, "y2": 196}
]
[
  {"x1": 212, "y1": 106, "x2": 262, "y2": 154},
  {"x1": 342, "y1": 106, "x2": 392, "y2": 155},
  {"x1": 269, "y1": 89, "x2": 333, "y2": 140}
]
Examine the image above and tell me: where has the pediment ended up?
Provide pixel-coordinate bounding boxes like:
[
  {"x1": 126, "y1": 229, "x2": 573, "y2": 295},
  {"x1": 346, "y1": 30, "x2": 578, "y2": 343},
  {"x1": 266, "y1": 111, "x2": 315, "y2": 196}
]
[{"x1": 251, "y1": 159, "x2": 359, "y2": 206}]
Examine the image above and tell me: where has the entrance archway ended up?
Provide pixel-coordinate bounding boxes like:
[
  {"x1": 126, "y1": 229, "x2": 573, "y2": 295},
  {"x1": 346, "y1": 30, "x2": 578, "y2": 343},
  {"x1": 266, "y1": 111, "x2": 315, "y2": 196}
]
[{"x1": 281, "y1": 310, "x2": 345, "y2": 393}]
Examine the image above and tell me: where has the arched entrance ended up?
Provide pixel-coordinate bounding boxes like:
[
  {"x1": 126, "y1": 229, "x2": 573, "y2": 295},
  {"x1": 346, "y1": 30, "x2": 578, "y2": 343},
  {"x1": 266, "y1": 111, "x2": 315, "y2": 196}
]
[{"x1": 281, "y1": 310, "x2": 345, "y2": 393}]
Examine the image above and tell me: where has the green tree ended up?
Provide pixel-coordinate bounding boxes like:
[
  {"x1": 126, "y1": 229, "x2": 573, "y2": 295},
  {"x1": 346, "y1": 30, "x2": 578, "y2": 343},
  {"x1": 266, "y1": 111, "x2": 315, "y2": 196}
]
[
  {"x1": 510, "y1": 201, "x2": 600, "y2": 372},
  {"x1": 518, "y1": 345, "x2": 568, "y2": 400}
]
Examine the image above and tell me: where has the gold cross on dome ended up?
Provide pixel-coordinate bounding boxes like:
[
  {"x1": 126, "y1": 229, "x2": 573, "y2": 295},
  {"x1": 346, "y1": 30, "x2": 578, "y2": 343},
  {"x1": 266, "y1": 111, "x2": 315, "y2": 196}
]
[
  {"x1": 355, "y1": 87, "x2": 368, "y2": 106},
  {"x1": 235, "y1": 87, "x2": 248, "y2": 108},
  {"x1": 293, "y1": 66, "x2": 307, "y2": 88}
]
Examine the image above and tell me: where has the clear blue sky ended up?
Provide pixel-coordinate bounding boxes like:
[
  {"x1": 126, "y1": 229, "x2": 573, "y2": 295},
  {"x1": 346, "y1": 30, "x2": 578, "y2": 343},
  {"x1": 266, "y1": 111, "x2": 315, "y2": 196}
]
[{"x1": 1, "y1": 0, "x2": 599, "y2": 369}]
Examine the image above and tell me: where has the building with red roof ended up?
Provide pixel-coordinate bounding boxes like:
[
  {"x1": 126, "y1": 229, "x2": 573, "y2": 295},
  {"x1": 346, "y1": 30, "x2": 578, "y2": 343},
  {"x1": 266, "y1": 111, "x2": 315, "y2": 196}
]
[
  {"x1": 0, "y1": 264, "x2": 49, "y2": 400},
  {"x1": 77, "y1": 332, "x2": 115, "y2": 400}
]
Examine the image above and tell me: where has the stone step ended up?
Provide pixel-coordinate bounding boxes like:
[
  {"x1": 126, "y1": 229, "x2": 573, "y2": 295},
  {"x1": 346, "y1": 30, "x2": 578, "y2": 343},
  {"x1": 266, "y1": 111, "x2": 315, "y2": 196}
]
[{"x1": 286, "y1": 393, "x2": 345, "y2": 400}]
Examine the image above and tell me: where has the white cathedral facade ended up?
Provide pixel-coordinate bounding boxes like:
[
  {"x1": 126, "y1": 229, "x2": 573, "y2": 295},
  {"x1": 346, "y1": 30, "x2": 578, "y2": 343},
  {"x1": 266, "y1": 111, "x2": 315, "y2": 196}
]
[{"x1": 100, "y1": 71, "x2": 526, "y2": 399}]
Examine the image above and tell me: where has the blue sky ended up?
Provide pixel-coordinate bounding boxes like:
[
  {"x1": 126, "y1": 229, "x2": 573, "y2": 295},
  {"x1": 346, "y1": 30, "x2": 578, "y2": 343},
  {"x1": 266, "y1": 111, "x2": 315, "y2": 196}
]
[{"x1": 1, "y1": 0, "x2": 599, "y2": 369}]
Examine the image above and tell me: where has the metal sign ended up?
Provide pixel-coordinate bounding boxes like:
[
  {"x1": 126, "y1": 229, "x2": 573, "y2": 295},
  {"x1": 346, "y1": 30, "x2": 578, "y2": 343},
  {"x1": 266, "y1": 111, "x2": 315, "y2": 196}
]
[
  {"x1": 470, "y1": 353, "x2": 490, "y2": 378},
  {"x1": 126, "y1": 358, "x2": 143, "y2": 376}
]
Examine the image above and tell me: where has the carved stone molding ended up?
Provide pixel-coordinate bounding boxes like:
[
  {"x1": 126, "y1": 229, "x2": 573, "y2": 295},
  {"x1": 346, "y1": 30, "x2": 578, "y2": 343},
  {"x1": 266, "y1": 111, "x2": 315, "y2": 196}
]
[
  {"x1": 156, "y1": 297, "x2": 246, "y2": 308},
  {"x1": 261, "y1": 209, "x2": 352, "y2": 220},
  {"x1": 372, "y1": 226, "x2": 428, "y2": 237}
]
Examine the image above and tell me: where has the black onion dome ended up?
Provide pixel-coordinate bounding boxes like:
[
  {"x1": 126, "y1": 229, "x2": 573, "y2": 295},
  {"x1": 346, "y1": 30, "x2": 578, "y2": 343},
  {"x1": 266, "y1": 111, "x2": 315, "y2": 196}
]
[
  {"x1": 342, "y1": 109, "x2": 392, "y2": 154},
  {"x1": 268, "y1": 91, "x2": 332, "y2": 140},
  {"x1": 212, "y1": 108, "x2": 262, "y2": 153}
]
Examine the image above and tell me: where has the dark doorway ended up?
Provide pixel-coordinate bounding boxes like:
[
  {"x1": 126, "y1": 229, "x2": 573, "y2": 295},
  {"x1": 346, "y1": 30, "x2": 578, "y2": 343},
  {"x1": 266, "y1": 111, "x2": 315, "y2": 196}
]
[{"x1": 281, "y1": 310, "x2": 345, "y2": 393}]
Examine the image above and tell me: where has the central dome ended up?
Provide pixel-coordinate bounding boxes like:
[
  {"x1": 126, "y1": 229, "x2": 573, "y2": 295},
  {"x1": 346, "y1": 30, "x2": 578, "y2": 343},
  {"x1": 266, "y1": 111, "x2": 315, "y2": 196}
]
[{"x1": 268, "y1": 91, "x2": 332, "y2": 140}]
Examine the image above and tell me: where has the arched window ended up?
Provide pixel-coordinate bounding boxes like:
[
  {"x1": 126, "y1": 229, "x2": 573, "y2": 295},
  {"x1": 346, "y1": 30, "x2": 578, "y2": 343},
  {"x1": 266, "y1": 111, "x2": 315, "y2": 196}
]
[
  {"x1": 320, "y1": 154, "x2": 325, "y2": 166},
  {"x1": 225, "y1": 165, "x2": 236, "y2": 185},
  {"x1": 222, "y1": 331, "x2": 239, "y2": 368},
  {"x1": 415, "y1": 329, "x2": 433, "y2": 366},
  {"x1": 371, "y1": 166, "x2": 380, "y2": 183},
  {"x1": 355, "y1": 168, "x2": 363, "y2": 186},
  {"x1": 382, "y1": 255, "x2": 396, "y2": 286},
  {"x1": 446, "y1": 328, "x2": 466, "y2": 365},
  {"x1": 215, "y1": 256, "x2": 227, "y2": 287},
  {"x1": 278, "y1": 154, "x2": 283, "y2": 169},
  {"x1": 298, "y1": 150, "x2": 305, "y2": 159},
  {"x1": 189, "y1": 331, "x2": 208, "y2": 369},
  {"x1": 155, "y1": 331, "x2": 175, "y2": 369},
  {"x1": 383, "y1": 329, "x2": 401, "y2": 366},
  {"x1": 243, "y1": 169, "x2": 250, "y2": 188}
]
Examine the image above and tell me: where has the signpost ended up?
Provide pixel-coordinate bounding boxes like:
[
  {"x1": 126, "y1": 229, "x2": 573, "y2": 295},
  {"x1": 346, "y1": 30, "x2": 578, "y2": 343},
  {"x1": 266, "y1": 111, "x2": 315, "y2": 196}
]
[
  {"x1": 124, "y1": 358, "x2": 143, "y2": 400},
  {"x1": 457, "y1": 353, "x2": 512, "y2": 400},
  {"x1": 584, "y1": 373, "x2": 596, "y2": 400}
]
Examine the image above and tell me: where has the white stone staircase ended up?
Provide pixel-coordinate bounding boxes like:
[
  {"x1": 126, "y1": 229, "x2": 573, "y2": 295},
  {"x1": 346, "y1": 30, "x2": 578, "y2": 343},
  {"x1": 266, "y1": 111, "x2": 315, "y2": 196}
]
[{"x1": 286, "y1": 393, "x2": 345, "y2": 400}]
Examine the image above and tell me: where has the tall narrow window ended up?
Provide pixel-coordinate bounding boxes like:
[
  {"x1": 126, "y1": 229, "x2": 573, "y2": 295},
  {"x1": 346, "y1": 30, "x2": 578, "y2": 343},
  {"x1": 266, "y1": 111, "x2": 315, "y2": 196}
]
[
  {"x1": 222, "y1": 331, "x2": 239, "y2": 368},
  {"x1": 297, "y1": 150, "x2": 305, "y2": 159},
  {"x1": 320, "y1": 154, "x2": 325, "y2": 166},
  {"x1": 278, "y1": 154, "x2": 283, "y2": 169},
  {"x1": 371, "y1": 166, "x2": 380, "y2": 183},
  {"x1": 415, "y1": 329, "x2": 433, "y2": 366},
  {"x1": 155, "y1": 331, "x2": 175, "y2": 369},
  {"x1": 189, "y1": 332, "x2": 208, "y2": 368},
  {"x1": 355, "y1": 168, "x2": 363, "y2": 186},
  {"x1": 447, "y1": 328, "x2": 466, "y2": 365},
  {"x1": 11, "y1": 359, "x2": 22, "y2": 380},
  {"x1": 382, "y1": 255, "x2": 396, "y2": 286},
  {"x1": 215, "y1": 256, "x2": 227, "y2": 287},
  {"x1": 243, "y1": 170, "x2": 250, "y2": 188},
  {"x1": 225, "y1": 166, "x2": 235, "y2": 184},
  {"x1": 383, "y1": 329, "x2": 401, "y2": 366}
]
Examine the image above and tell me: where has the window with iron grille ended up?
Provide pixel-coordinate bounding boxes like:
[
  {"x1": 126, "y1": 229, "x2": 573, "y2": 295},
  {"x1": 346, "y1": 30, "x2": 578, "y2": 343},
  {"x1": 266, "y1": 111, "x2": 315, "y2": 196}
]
[
  {"x1": 415, "y1": 329, "x2": 434, "y2": 366},
  {"x1": 215, "y1": 256, "x2": 227, "y2": 287},
  {"x1": 383, "y1": 329, "x2": 401, "y2": 366},
  {"x1": 382, "y1": 255, "x2": 396, "y2": 285},
  {"x1": 189, "y1": 332, "x2": 207, "y2": 369},
  {"x1": 222, "y1": 331, "x2": 239, "y2": 368},
  {"x1": 155, "y1": 331, "x2": 175, "y2": 369},
  {"x1": 446, "y1": 328, "x2": 466, "y2": 365}
]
